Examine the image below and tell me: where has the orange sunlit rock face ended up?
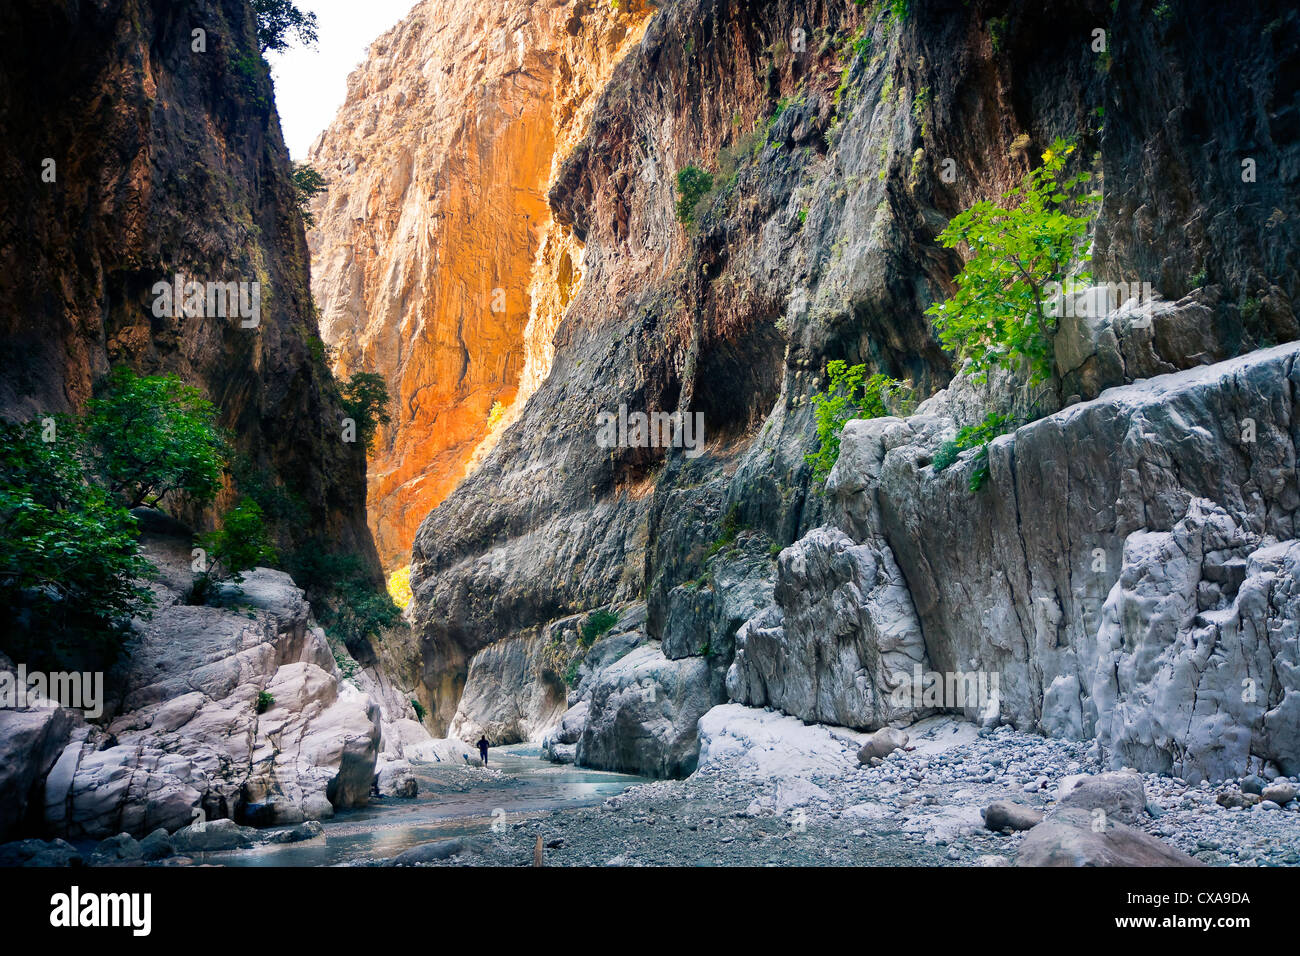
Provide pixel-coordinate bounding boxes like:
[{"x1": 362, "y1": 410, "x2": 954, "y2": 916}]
[{"x1": 307, "y1": 0, "x2": 651, "y2": 567}]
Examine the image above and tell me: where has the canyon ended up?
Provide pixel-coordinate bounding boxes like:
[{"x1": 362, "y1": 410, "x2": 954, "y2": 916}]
[{"x1": 1, "y1": 0, "x2": 1299, "y2": 869}]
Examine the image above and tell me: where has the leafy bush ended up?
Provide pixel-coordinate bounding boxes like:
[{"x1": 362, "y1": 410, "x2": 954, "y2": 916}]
[
  {"x1": 256, "y1": 691, "x2": 275, "y2": 714},
  {"x1": 85, "y1": 367, "x2": 225, "y2": 510},
  {"x1": 805, "y1": 361, "x2": 913, "y2": 482},
  {"x1": 579, "y1": 608, "x2": 620, "y2": 648},
  {"x1": 931, "y1": 413, "x2": 1014, "y2": 491},
  {"x1": 924, "y1": 138, "x2": 1099, "y2": 385},
  {"x1": 0, "y1": 418, "x2": 154, "y2": 668},
  {"x1": 411, "y1": 699, "x2": 427, "y2": 722},
  {"x1": 252, "y1": 0, "x2": 319, "y2": 54},
  {"x1": 292, "y1": 163, "x2": 328, "y2": 227},
  {"x1": 386, "y1": 565, "x2": 413, "y2": 610},
  {"x1": 708, "y1": 503, "x2": 745, "y2": 557},
  {"x1": 339, "y1": 372, "x2": 392, "y2": 450},
  {"x1": 192, "y1": 499, "x2": 278, "y2": 603},
  {"x1": 675, "y1": 166, "x2": 714, "y2": 224},
  {"x1": 288, "y1": 549, "x2": 400, "y2": 653}
]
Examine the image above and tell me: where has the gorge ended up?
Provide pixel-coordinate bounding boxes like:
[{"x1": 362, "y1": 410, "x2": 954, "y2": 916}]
[{"x1": 1, "y1": 0, "x2": 1299, "y2": 874}]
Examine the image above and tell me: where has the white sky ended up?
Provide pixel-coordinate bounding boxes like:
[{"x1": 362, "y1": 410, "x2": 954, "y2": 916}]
[{"x1": 266, "y1": 0, "x2": 420, "y2": 159}]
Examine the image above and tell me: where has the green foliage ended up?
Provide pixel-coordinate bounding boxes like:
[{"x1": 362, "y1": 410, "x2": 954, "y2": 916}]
[
  {"x1": 0, "y1": 418, "x2": 155, "y2": 667},
  {"x1": 292, "y1": 163, "x2": 328, "y2": 227},
  {"x1": 232, "y1": 53, "x2": 270, "y2": 110},
  {"x1": 579, "y1": 608, "x2": 620, "y2": 647},
  {"x1": 924, "y1": 138, "x2": 1099, "y2": 385},
  {"x1": 805, "y1": 361, "x2": 914, "y2": 482},
  {"x1": 252, "y1": 0, "x2": 319, "y2": 54},
  {"x1": 708, "y1": 503, "x2": 746, "y2": 557},
  {"x1": 256, "y1": 691, "x2": 275, "y2": 714},
  {"x1": 193, "y1": 499, "x2": 278, "y2": 602},
  {"x1": 228, "y1": 451, "x2": 308, "y2": 525},
  {"x1": 288, "y1": 549, "x2": 400, "y2": 653},
  {"x1": 675, "y1": 166, "x2": 714, "y2": 224},
  {"x1": 85, "y1": 367, "x2": 225, "y2": 510},
  {"x1": 563, "y1": 655, "x2": 583, "y2": 687},
  {"x1": 339, "y1": 372, "x2": 393, "y2": 449},
  {"x1": 932, "y1": 413, "x2": 1014, "y2": 491},
  {"x1": 411, "y1": 699, "x2": 427, "y2": 722}
]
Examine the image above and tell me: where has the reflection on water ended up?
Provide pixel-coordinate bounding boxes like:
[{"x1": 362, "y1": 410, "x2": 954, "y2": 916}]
[{"x1": 199, "y1": 744, "x2": 647, "y2": 867}]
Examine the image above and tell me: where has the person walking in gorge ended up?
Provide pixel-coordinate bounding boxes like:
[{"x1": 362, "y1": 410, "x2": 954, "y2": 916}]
[{"x1": 477, "y1": 734, "x2": 490, "y2": 766}]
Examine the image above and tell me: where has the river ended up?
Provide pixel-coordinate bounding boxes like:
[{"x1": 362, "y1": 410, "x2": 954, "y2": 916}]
[{"x1": 193, "y1": 745, "x2": 648, "y2": 866}]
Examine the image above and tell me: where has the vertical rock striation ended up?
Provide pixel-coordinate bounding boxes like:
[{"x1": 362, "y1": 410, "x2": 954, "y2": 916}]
[
  {"x1": 0, "y1": 0, "x2": 376, "y2": 562},
  {"x1": 306, "y1": 0, "x2": 653, "y2": 566}
]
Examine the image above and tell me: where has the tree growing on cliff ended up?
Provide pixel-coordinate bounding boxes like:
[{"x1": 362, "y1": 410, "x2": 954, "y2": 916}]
[
  {"x1": 252, "y1": 0, "x2": 319, "y2": 54},
  {"x1": 191, "y1": 499, "x2": 278, "y2": 604},
  {"x1": 339, "y1": 372, "x2": 392, "y2": 450},
  {"x1": 805, "y1": 361, "x2": 913, "y2": 482},
  {"x1": 0, "y1": 418, "x2": 154, "y2": 668},
  {"x1": 924, "y1": 138, "x2": 1099, "y2": 385},
  {"x1": 85, "y1": 367, "x2": 226, "y2": 511},
  {"x1": 292, "y1": 163, "x2": 328, "y2": 228}
]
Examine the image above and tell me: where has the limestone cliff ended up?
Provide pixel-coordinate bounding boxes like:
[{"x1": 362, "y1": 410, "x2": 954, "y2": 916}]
[
  {"x1": 403, "y1": 0, "x2": 1300, "y2": 765},
  {"x1": 307, "y1": 0, "x2": 653, "y2": 566},
  {"x1": 0, "y1": 0, "x2": 376, "y2": 564}
]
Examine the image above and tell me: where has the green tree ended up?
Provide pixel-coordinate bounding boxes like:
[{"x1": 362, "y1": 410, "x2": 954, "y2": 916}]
[
  {"x1": 292, "y1": 163, "x2": 328, "y2": 227},
  {"x1": 0, "y1": 418, "x2": 154, "y2": 667},
  {"x1": 339, "y1": 372, "x2": 392, "y2": 449},
  {"x1": 252, "y1": 0, "x2": 319, "y2": 54},
  {"x1": 192, "y1": 499, "x2": 278, "y2": 603},
  {"x1": 85, "y1": 367, "x2": 225, "y2": 510},
  {"x1": 805, "y1": 361, "x2": 912, "y2": 482},
  {"x1": 675, "y1": 165, "x2": 714, "y2": 224},
  {"x1": 924, "y1": 138, "x2": 1099, "y2": 385}
]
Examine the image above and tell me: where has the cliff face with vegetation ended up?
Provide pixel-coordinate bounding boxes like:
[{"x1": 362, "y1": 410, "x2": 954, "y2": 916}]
[
  {"x1": 0, "y1": 0, "x2": 376, "y2": 563},
  {"x1": 306, "y1": 0, "x2": 654, "y2": 567},
  {"x1": 393, "y1": 0, "x2": 1300, "y2": 754}
]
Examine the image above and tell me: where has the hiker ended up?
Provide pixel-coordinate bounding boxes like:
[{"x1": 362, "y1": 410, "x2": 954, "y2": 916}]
[{"x1": 477, "y1": 734, "x2": 489, "y2": 766}]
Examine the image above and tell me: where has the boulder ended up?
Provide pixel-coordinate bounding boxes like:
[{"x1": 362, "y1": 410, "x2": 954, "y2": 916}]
[
  {"x1": 858, "y1": 727, "x2": 909, "y2": 763},
  {"x1": 90, "y1": 832, "x2": 143, "y2": 864},
  {"x1": 138, "y1": 829, "x2": 173, "y2": 861},
  {"x1": 984, "y1": 801, "x2": 1044, "y2": 832},
  {"x1": 170, "y1": 818, "x2": 260, "y2": 853},
  {"x1": 728, "y1": 527, "x2": 930, "y2": 730},
  {"x1": 390, "y1": 839, "x2": 469, "y2": 865},
  {"x1": 0, "y1": 838, "x2": 82, "y2": 867},
  {"x1": 577, "y1": 644, "x2": 714, "y2": 778},
  {"x1": 1056, "y1": 771, "x2": 1147, "y2": 825},
  {"x1": 1262, "y1": 781, "x2": 1297, "y2": 805},
  {"x1": 1016, "y1": 808, "x2": 1202, "y2": 867},
  {"x1": 267, "y1": 820, "x2": 324, "y2": 844},
  {"x1": 0, "y1": 696, "x2": 75, "y2": 841}
]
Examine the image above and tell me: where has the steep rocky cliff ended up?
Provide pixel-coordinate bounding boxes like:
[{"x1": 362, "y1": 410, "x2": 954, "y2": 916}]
[
  {"x1": 307, "y1": 0, "x2": 654, "y2": 566},
  {"x1": 0, "y1": 0, "x2": 376, "y2": 562},
  {"x1": 399, "y1": 0, "x2": 1300, "y2": 770}
]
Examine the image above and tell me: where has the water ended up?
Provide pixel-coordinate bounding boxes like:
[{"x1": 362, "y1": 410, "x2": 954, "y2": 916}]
[{"x1": 198, "y1": 745, "x2": 648, "y2": 867}]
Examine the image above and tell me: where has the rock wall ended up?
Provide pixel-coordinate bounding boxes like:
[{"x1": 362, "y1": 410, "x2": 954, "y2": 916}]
[
  {"x1": 0, "y1": 0, "x2": 376, "y2": 563},
  {"x1": 307, "y1": 0, "x2": 654, "y2": 566},
  {"x1": 397, "y1": 0, "x2": 1300, "y2": 771},
  {"x1": 0, "y1": 532, "x2": 383, "y2": 841},
  {"x1": 729, "y1": 341, "x2": 1300, "y2": 783}
]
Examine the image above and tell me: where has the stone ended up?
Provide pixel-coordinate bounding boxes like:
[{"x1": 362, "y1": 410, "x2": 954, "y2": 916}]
[
  {"x1": 0, "y1": 838, "x2": 82, "y2": 868},
  {"x1": 1017, "y1": 809, "x2": 1203, "y2": 867},
  {"x1": 858, "y1": 728, "x2": 910, "y2": 763},
  {"x1": 1240, "y1": 774, "x2": 1266, "y2": 795},
  {"x1": 138, "y1": 829, "x2": 173, "y2": 861},
  {"x1": 90, "y1": 832, "x2": 143, "y2": 864},
  {"x1": 577, "y1": 644, "x2": 714, "y2": 778},
  {"x1": 170, "y1": 818, "x2": 260, "y2": 854},
  {"x1": 390, "y1": 839, "x2": 470, "y2": 865},
  {"x1": 984, "y1": 801, "x2": 1044, "y2": 832},
  {"x1": 267, "y1": 821, "x2": 324, "y2": 844},
  {"x1": 0, "y1": 693, "x2": 75, "y2": 841},
  {"x1": 1056, "y1": 771, "x2": 1147, "y2": 825},
  {"x1": 1262, "y1": 781, "x2": 1297, "y2": 805}
]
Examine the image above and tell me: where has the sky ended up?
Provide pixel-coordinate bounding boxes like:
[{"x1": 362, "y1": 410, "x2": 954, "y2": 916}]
[{"x1": 266, "y1": 0, "x2": 420, "y2": 159}]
